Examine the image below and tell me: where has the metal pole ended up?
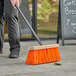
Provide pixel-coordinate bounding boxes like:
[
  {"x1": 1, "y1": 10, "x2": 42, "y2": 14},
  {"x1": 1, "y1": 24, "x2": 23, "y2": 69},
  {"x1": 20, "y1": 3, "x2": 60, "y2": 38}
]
[
  {"x1": 32, "y1": 0, "x2": 37, "y2": 38},
  {"x1": 15, "y1": 5, "x2": 42, "y2": 45}
]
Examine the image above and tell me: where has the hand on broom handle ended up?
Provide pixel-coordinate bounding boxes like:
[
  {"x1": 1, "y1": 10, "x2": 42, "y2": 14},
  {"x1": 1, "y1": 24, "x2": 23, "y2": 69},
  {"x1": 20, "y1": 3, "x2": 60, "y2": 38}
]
[{"x1": 15, "y1": 4, "x2": 42, "y2": 45}]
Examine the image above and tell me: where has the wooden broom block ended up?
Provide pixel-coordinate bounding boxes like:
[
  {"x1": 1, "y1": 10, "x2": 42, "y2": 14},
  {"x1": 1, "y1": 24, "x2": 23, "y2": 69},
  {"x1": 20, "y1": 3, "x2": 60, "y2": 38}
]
[{"x1": 28, "y1": 44, "x2": 59, "y2": 50}]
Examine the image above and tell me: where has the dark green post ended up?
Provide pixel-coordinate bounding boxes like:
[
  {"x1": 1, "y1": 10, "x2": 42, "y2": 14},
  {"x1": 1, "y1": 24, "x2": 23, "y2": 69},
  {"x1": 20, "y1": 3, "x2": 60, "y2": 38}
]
[{"x1": 32, "y1": 0, "x2": 37, "y2": 38}]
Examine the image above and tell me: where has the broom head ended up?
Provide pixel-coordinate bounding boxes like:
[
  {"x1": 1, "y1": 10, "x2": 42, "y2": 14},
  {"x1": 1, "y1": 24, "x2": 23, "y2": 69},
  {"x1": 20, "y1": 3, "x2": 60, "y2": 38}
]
[{"x1": 25, "y1": 44, "x2": 61, "y2": 65}]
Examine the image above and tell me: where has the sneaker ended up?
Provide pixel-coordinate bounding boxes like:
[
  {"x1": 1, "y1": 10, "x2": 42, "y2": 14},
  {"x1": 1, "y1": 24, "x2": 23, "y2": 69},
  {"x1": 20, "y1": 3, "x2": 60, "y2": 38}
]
[
  {"x1": 0, "y1": 50, "x2": 2, "y2": 54},
  {"x1": 9, "y1": 51, "x2": 19, "y2": 58}
]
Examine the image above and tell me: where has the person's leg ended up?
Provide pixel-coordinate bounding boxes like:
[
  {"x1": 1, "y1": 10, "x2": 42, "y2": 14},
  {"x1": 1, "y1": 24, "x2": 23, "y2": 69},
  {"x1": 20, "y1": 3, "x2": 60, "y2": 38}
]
[
  {"x1": 4, "y1": 0, "x2": 21, "y2": 58},
  {"x1": 0, "y1": 16, "x2": 4, "y2": 54},
  {"x1": 0, "y1": 0, "x2": 4, "y2": 54}
]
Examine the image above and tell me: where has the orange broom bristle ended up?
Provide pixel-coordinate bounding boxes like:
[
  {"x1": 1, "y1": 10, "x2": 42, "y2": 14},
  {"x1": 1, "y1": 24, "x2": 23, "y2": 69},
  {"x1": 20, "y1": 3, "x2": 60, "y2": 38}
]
[{"x1": 25, "y1": 44, "x2": 61, "y2": 65}]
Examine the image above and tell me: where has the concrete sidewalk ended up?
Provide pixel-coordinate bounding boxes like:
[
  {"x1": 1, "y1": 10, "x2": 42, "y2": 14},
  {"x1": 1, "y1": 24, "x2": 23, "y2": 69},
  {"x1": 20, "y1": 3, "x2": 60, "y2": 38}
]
[{"x1": 0, "y1": 40, "x2": 76, "y2": 76}]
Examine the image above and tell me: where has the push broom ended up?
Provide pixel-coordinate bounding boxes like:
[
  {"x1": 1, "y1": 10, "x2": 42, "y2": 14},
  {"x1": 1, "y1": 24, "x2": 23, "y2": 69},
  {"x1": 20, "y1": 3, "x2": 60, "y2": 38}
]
[{"x1": 15, "y1": 5, "x2": 61, "y2": 65}]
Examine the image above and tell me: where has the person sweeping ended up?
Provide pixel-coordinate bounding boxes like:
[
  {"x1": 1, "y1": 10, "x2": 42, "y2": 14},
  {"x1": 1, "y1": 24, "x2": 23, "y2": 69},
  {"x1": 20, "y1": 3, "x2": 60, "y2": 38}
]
[
  {"x1": 0, "y1": 0, "x2": 21, "y2": 58},
  {"x1": 0, "y1": 0, "x2": 61, "y2": 65}
]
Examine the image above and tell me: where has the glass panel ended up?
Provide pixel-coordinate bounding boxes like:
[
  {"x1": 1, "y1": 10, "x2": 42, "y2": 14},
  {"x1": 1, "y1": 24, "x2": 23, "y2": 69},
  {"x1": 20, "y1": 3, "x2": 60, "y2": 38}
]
[
  {"x1": 4, "y1": 0, "x2": 59, "y2": 39},
  {"x1": 4, "y1": 0, "x2": 32, "y2": 39},
  {"x1": 4, "y1": 21, "x2": 8, "y2": 39},
  {"x1": 37, "y1": 0, "x2": 59, "y2": 37}
]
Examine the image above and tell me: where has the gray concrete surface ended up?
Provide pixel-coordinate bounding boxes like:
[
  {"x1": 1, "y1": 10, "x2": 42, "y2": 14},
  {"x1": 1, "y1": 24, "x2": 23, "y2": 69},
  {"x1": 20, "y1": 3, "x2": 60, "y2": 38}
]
[{"x1": 0, "y1": 40, "x2": 76, "y2": 76}]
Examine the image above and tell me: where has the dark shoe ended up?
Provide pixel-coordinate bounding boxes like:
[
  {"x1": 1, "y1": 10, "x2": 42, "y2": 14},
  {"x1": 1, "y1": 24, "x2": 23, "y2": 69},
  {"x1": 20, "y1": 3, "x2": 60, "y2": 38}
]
[
  {"x1": 0, "y1": 50, "x2": 2, "y2": 54},
  {"x1": 9, "y1": 51, "x2": 19, "y2": 58}
]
